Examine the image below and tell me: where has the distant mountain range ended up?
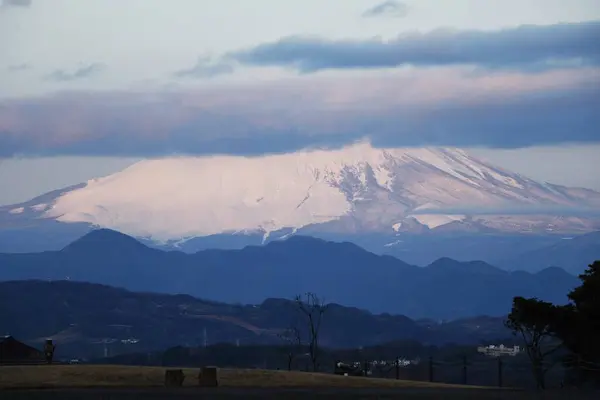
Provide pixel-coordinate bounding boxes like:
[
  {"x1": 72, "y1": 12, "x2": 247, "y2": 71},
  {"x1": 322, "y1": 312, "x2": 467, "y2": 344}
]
[
  {"x1": 0, "y1": 280, "x2": 511, "y2": 359},
  {"x1": 497, "y1": 230, "x2": 600, "y2": 274},
  {"x1": 0, "y1": 229, "x2": 582, "y2": 320},
  {"x1": 1, "y1": 143, "x2": 599, "y2": 269}
]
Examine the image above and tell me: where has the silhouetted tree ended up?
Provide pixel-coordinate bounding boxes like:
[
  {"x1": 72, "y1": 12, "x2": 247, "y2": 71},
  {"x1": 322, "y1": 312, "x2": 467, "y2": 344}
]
[
  {"x1": 505, "y1": 297, "x2": 562, "y2": 389},
  {"x1": 294, "y1": 292, "x2": 327, "y2": 372},
  {"x1": 508, "y1": 260, "x2": 600, "y2": 389},
  {"x1": 555, "y1": 261, "x2": 600, "y2": 386}
]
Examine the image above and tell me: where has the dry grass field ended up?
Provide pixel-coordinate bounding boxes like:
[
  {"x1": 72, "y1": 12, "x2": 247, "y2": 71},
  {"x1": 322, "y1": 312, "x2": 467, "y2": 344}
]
[
  {"x1": 1, "y1": 365, "x2": 595, "y2": 399},
  {"x1": 0, "y1": 364, "x2": 483, "y2": 389}
]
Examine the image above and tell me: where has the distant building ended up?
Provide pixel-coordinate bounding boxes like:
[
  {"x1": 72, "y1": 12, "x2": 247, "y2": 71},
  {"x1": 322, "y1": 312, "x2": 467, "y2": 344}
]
[
  {"x1": 0, "y1": 335, "x2": 45, "y2": 364},
  {"x1": 477, "y1": 344, "x2": 521, "y2": 357},
  {"x1": 371, "y1": 357, "x2": 419, "y2": 367}
]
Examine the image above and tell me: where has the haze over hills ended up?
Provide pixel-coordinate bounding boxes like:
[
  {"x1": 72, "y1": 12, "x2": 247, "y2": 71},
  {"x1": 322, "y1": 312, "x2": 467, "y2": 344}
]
[
  {"x1": 498, "y1": 230, "x2": 600, "y2": 273},
  {"x1": 0, "y1": 229, "x2": 580, "y2": 320},
  {"x1": 0, "y1": 280, "x2": 511, "y2": 359}
]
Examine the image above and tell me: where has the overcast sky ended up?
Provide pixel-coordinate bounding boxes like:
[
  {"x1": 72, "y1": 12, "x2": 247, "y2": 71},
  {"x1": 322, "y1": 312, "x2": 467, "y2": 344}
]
[{"x1": 1, "y1": 0, "x2": 599, "y2": 205}]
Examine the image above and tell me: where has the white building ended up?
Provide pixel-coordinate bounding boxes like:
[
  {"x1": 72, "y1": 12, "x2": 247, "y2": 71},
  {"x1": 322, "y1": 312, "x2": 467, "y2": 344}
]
[{"x1": 477, "y1": 344, "x2": 521, "y2": 357}]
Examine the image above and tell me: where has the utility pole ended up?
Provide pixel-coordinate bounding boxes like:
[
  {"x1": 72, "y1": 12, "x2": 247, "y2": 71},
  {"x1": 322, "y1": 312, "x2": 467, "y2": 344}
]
[
  {"x1": 429, "y1": 357, "x2": 433, "y2": 382},
  {"x1": 462, "y1": 355, "x2": 467, "y2": 385},
  {"x1": 428, "y1": 357, "x2": 434, "y2": 382},
  {"x1": 498, "y1": 357, "x2": 503, "y2": 388},
  {"x1": 203, "y1": 328, "x2": 207, "y2": 348}
]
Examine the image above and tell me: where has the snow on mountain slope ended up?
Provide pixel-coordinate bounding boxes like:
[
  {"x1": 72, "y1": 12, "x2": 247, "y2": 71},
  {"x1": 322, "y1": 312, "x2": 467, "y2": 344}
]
[
  {"x1": 16, "y1": 141, "x2": 599, "y2": 241},
  {"x1": 411, "y1": 214, "x2": 467, "y2": 229}
]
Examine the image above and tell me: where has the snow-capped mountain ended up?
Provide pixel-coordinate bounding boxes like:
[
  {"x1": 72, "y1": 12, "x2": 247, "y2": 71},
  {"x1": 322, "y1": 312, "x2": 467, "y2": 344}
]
[{"x1": 2, "y1": 141, "x2": 599, "y2": 248}]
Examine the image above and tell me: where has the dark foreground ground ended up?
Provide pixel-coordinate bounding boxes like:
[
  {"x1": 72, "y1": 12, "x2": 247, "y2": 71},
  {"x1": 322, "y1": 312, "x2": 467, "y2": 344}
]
[{"x1": 2, "y1": 387, "x2": 598, "y2": 400}]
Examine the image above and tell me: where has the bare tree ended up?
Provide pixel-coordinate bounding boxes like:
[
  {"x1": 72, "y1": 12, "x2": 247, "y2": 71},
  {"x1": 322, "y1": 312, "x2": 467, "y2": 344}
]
[
  {"x1": 277, "y1": 325, "x2": 302, "y2": 371},
  {"x1": 294, "y1": 292, "x2": 327, "y2": 372}
]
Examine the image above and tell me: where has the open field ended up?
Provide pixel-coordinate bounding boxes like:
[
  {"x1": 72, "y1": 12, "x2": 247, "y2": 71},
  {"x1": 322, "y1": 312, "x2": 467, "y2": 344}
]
[
  {"x1": 0, "y1": 365, "x2": 596, "y2": 399},
  {"x1": 0, "y1": 364, "x2": 486, "y2": 389}
]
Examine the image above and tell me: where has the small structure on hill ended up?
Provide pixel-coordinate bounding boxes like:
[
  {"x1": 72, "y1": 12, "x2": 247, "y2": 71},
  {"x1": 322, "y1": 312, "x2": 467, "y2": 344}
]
[
  {"x1": 164, "y1": 369, "x2": 186, "y2": 387},
  {"x1": 198, "y1": 366, "x2": 219, "y2": 387},
  {"x1": 0, "y1": 335, "x2": 45, "y2": 365}
]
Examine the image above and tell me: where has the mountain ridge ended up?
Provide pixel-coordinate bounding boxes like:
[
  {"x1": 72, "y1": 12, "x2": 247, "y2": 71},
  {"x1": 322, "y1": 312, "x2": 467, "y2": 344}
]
[
  {"x1": 0, "y1": 279, "x2": 512, "y2": 359},
  {"x1": 0, "y1": 229, "x2": 579, "y2": 320},
  {"x1": 498, "y1": 230, "x2": 600, "y2": 273}
]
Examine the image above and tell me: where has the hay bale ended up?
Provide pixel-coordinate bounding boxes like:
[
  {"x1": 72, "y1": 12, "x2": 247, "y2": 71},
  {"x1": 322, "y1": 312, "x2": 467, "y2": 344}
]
[
  {"x1": 164, "y1": 369, "x2": 185, "y2": 387},
  {"x1": 198, "y1": 366, "x2": 219, "y2": 387}
]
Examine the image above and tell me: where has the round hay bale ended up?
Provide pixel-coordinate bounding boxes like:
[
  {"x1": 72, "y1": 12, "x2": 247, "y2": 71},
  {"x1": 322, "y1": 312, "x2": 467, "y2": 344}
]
[
  {"x1": 198, "y1": 366, "x2": 219, "y2": 387},
  {"x1": 164, "y1": 369, "x2": 185, "y2": 387}
]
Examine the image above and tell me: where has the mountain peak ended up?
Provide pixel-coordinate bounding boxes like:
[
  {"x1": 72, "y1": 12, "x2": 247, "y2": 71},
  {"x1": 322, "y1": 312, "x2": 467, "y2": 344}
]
[
  {"x1": 12, "y1": 143, "x2": 600, "y2": 242},
  {"x1": 61, "y1": 228, "x2": 147, "y2": 254},
  {"x1": 427, "y1": 257, "x2": 505, "y2": 275},
  {"x1": 262, "y1": 235, "x2": 375, "y2": 257},
  {"x1": 535, "y1": 266, "x2": 574, "y2": 279}
]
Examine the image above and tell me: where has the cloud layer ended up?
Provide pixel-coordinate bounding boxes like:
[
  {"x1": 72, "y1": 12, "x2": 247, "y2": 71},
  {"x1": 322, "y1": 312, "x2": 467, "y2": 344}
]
[
  {"x1": 1, "y1": 21, "x2": 599, "y2": 158},
  {"x1": 45, "y1": 63, "x2": 105, "y2": 82},
  {"x1": 1, "y1": 66, "x2": 599, "y2": 157},
  {"x1": 362, "y1": 1, "x2": 409, "y2": 18},
  {"x1": 1, "y1": 0, "x2": 32, "y2": 8},
  {"x1": 7, "y1": 63, "x2": 30, "y2": 72},
  {"x1": 173, "y1": 55, "x2": 235, "y2": 79},
  {"x1": 227, "y1": 21, "x2": 600, "y2": 73}
]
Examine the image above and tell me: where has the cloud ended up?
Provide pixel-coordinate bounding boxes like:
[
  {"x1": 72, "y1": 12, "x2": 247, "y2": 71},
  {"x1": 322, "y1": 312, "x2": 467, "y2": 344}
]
[
  {"x1": 0, "y1": 67, "x2": 599, "y2": 157},
  {"x1": 173, "y1": 55, "x2": 235, "y2": 79},
  {"x1": 228, "y1": 21, "x2": 600, "y2": 73},
  {"x1": 45, "y1": 63, "x2": 105, "y2": 82},
  {"x1": 1, "y1": 0, "x2": 31, "y2": 8},
  {"x1": 362, "y1": 1, "x2": 409, "y2": 18},
  {"x1": 7, "y1": 63, "x2": 30, "y2": 72}
]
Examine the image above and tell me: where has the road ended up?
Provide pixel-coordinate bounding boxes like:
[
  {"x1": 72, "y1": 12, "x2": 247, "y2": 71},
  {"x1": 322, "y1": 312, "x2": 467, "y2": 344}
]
[{"x1": 1, "y1": 387, "x2": 598, "y2": 399}]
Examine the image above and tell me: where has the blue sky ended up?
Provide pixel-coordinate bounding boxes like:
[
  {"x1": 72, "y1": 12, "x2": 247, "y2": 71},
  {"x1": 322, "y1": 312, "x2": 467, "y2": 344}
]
[{"x1": 1, "y1": 0, "x2": 599, "y2": 204}]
